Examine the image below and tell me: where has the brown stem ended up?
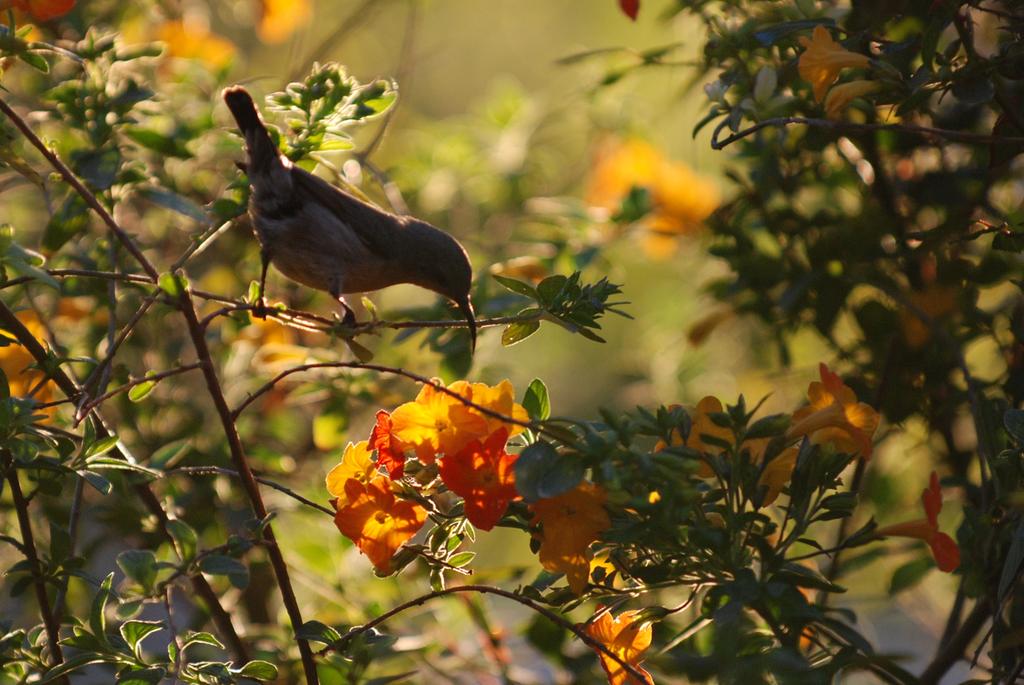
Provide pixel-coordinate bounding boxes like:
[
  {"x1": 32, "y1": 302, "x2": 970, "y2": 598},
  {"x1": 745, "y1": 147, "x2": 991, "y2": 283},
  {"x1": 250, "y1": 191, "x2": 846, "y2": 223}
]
[
  {"x1": 170, "y1": 466, "x2": 335, "y2": 517},
  {"x1": 325, "y1": 584, "x2": 653, "y2": 685},
  {"x1": 0, "y1": 300, "x2": 250, "y2": 662},
  {"x1": 75, "y1": 362, "x2": 203, "y2": 415},
  {"x1": 176, "y1": 286, "x2": 319, "y2": 685},
  {"x1": 710, "y1": 116, "x2": 1024, "y2": 150},
  {"x1": 2, "y1": 452, "x2": 68, "y2": 683},
  {"x1": 919, "y1": 599, "x2": 990, "y2": 685},
  {"x1": 0, "y1": 97, "x2": 159, "y2": 282}
]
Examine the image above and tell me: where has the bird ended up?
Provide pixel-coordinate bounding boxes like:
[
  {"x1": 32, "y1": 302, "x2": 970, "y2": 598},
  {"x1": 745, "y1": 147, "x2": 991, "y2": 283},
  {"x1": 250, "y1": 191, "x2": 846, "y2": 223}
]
[{"x1": 222, "y1": 85, "x2": 477, "y2": 350}]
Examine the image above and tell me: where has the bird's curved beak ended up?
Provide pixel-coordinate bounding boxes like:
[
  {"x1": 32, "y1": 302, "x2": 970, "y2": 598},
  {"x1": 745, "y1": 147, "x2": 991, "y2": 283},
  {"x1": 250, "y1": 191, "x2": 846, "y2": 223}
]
[{"x1": 457, "y1": 296, "x2": 477, "y2": 352}]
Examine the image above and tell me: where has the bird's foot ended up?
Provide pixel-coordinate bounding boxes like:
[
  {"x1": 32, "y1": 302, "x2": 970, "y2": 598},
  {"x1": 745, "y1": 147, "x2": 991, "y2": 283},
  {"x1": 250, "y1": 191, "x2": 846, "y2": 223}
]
[
  {"x1": 252, "y1": 298, "x2": 269, "y2": 320},
  {"x1": 337, "y1": 298, "x2": 358, "y2": 327}
]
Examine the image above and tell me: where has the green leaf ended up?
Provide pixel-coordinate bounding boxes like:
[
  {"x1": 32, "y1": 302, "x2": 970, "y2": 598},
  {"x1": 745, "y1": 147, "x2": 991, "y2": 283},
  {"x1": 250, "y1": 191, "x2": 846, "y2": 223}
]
[
  {"x1": 83, "y1": 435, "x2": 119, "y2": 459},
  {"x1": 90, "y1": 573, "x2": 115, "y2": 644},
  {"x1": 127, "y1": 375, "x2": 158, "y2": 402},
  {"x1": 158, "y1": 272, "x2": 188, "y2": 297},
  {"x1": 296, "y1": 620, "x2": 342, "y2": 645},
  {"x1": 117, "y1": 550, "x2": 158, "y2": 591},
  {"x1": 39, "y1": 654, "x2": 118, "y2": 683},
  {"x1": 236, "y1": 660, "x2": 278, "y2": 680},
  {"x1": 43, "y1": 192, "x2": 90, "y2": 253},
  {"x1": 447, "y1": 551, "x2": 475, "y2": 567},
  {"x1": 889, "y1": 557, "x2": 933, "y2": 595},
  {"x1": 166, "y1": 519, "x2": 197, "y2": 561},
  {"x1": 139, "y1": 188, "x2": 207, "y2": 222},
  {"x1": 523, "y1": 378, "x2": 551, "y2": 421},
  {"x1": 78, "y1": 470, "x2": 112, "y2": 495},
  {"x1": 17, "y1": 50, "x2": 49, "y2": 72},
  {"x1": 513, "y1": 441, "x2": 585, "y2": 503},
  {"x1": 536, "y1": 275, "x2": 568, "y2": 304},
  {"x1": 501, "y1": 320, "x2": 540, "y2": 346},
  {"x1": 199, "y1": 554, "x2": 250, "y2": 589},
  {"x1": 493, "y1": 274, "x2": 538, "y2": 299},
  {"x1": 181, "y1": 631, "x2": 224, "y2": 651},
  {"x1": 124, "y1": 128, "x2": 192, "y2": 158},
  {"x1": 116, "y1": 667, "x2": 166, "y2": 685},
  {"x1": 120, "y1": 620, "x2": 164, "y2": 653},
  {"x1": 753, "y1": 18, "x2": 834, "y2": 46}
]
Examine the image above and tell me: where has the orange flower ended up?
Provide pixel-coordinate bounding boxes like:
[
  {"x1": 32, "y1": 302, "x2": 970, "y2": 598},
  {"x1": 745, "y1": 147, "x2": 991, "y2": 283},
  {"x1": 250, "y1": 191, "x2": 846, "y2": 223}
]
[
  {"x1": 439, "y1": 428, "x2": 519, "y2": 531},
  {"x1": 757, "y1": 448, "x2": 798, "y2": 506},
  {"x1": 530, "y1": 482, "x2": 611, "y2": 594},
  {"x1": 586, "y1": 138, "x2": 718, "y2": 258},
  {"x1": 156, "y1": 20, "x2": 236, "y2": 71},
  {"x1": 1, "y1": 311, "x2": 55, "y2": 413},
  {"x1": 584, "y1": 609, "x2": 655, "y2": 685},
  {"x1": 787, "y1": 364, "x2": 879, "y2": 459},
  {"x1": 876, "y1": 472, "x2": 960, "y2": 572},
  {"x1": 1, "y1": 0, "x2": 74, "y2": 20},
  {"x1": 333, "y1": 476, "x2": 426, "y2": 573},
  {"x1": 370, "y1": 410, "x2": 405, "y2": 479},
  {"x1": 258, "y1": 0, "x2": 312, "y2": 44},
  {"x1": 389, "y1": 379, "x2": 527, "y2": 465},
  {"x1": 325, "y1": 441, "x2": 378, "y2": 506},
  {"x1": 656, "y1": 397, "x2": 733, "y2": 478},
  {"x1": 798, "y1": 26, "x2": 870, "y2": 102},
  {"x1": 900, "y1": 286, "x2": 959, "y2": 348},
  {"x1": 823, "y1": 80, "x2": 880, "y2": 119}
]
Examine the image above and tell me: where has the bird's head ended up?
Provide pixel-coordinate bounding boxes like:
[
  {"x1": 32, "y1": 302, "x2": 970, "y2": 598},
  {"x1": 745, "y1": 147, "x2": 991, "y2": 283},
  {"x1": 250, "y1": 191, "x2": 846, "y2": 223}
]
[{"x1": 408, "y1": 220, "x2": 477, "y2": 351}]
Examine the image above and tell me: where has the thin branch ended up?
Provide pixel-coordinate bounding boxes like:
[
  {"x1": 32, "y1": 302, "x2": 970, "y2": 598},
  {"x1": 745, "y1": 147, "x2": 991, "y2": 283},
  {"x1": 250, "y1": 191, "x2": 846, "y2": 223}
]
[
  {"x1": 0, "y1": 97, "x2": 159, "y2": 281},
  {"x1": 2, "y1": 451, "x2": 68, "y2": 684},
  {"x1": 176, "y1": 286, "x2": 319, "y2": 685},
  {"x1": 919, "y1": 599, "x2": 991, "y2": 685},
  {"x1": 324, "y1": 584, "x2": 653, "y2": 685},
  {"x1": 710, "y1": 116, "x2": 1024, "y2": 150},
  {"x1": 0, "y1": 300, "x2": 250, "y2": 662},
  {"x1": 169, "y1": 466, "x2": 335, "y2": 517},
  {"x1": 76, "y1": 362, "x2": 203, "y2": 415},
  {"x1": 229, "y1": 361, "x2": 534, "y2": 433}
]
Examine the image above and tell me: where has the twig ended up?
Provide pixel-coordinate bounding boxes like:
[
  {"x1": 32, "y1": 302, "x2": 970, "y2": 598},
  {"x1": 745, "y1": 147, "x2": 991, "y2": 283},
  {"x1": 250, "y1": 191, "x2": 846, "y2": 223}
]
[
  {"x1": 324, "y1": 584, "x2": 653, "y2": 684},
  {"x1": 76, "y1": 363, "x2": 203, "y2": 416},
  {"x1": 710, "y1": 116, "x2": 1024, "y2": 150},
  {"x1": 176, "y1": 286, "x2": 319, "y2": 685},
  {"x1": 0, "y1": 301, "x2": 250, "y2": 662},
  {"x1": 229, "y1": 361, "x2": 534, "y2": 433},
  {"x1": 919, "y1": 599, "x2": 991, "y2": 685},
  {"x1": 169, "y1": 465, "x2": 335, "y2": 516},
  {"x1": 0, "y1": 97, "x2": 159, "y2": 281},
  {"x1": 2, "y1": 450, "x2": 68, "y2": 684}
]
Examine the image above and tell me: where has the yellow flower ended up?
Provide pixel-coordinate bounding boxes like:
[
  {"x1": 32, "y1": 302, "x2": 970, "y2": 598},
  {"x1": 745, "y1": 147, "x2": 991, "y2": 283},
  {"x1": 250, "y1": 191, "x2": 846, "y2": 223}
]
[
  {"x1": 824, "y1": 80, "x2": 880, "y2": 119},
  {"x1": 530, "y1": 482, "x2": 611, "y2": 594},
  {"x1": 325, "y1": 441, "x2": 378, "y2": 506},
  {"x1": 258, "y1": 0, "x2": 312, "y2": 44},
  {"x1": 462, "y1": 379, "x2": 530, "y2": 437},
  {"x1": 787, "y1": 363, "x2": 879, "y2": 459},
  {"x1": 798, "y1": 26, "x2": 870, "y2": 102},
  {"x1": 332, "y1": 475, "x2": 426, "y2": 573},
  {"x1": 157, "y1": 20, "x2": 235, "y2": 70},
  {"x1": 587, "y1": 137, "x2": 719, "y2": 258}
]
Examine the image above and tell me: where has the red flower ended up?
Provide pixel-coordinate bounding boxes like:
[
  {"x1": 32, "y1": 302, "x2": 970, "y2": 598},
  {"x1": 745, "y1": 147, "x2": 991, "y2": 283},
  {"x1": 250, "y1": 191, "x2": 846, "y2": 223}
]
[
  {"x1": 439, "y1": 428, "x2": 519, "y2": 531},
  {"x1": 3, "y1": 0, "x2": 75, "y2": 20},
  {"x1": 876, "y1": 471, "x2": 960, "y2": 572},
  {"x1": 371, "y1": 410, "x2": 405, "y2": 479},
  {"x1": 618, "y1": 0, "x2": 639, "y2": 21}
]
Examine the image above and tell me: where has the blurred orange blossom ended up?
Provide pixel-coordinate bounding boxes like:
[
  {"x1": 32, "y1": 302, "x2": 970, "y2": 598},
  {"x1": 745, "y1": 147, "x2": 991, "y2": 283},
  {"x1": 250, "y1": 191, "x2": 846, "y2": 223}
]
[
  {"x1": 530, "y1": 481, "x2": 611, "y2": 594},
  {"x1": 584, "y1": 608, "x2": 655, "y2": 685},
  {"x1": 332, "y1": 476, "x2": 426, "y2": 573},
  {"x1": 787, "y1": 363, "x2": 879, "y2": 459}
]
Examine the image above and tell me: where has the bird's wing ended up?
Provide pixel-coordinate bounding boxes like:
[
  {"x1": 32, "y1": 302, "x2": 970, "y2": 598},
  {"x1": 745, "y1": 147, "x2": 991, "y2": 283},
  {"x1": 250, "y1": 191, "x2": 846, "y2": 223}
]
[{"x1": 289, "y1": 167, "x2": 399, "y2": 259}]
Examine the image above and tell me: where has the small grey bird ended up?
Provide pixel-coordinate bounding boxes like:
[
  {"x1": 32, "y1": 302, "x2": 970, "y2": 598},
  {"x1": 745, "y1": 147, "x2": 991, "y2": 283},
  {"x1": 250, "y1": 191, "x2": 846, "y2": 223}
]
[{"x1": 222, "y1": 85, "x2": 477, "y2": 349}]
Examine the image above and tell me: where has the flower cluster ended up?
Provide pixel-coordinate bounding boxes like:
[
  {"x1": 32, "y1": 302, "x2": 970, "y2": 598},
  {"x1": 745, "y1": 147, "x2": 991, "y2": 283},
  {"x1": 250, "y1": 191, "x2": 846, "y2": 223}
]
[{"x1": 797, "y1": 26, "x2": 876, "y2": 119}]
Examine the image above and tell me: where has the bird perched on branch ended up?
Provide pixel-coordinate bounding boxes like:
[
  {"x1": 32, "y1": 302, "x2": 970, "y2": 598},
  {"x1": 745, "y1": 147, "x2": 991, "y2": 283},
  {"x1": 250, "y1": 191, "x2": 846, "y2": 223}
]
[{"x1": 222, "y1": 85, "x2": 477, "y2": 349}]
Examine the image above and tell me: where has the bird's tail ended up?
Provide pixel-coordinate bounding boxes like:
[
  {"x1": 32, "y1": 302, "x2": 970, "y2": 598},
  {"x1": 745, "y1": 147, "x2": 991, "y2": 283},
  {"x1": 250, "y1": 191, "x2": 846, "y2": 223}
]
[{"x1": 223, "y1": 86, "x2": 282, "y2": 176}]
